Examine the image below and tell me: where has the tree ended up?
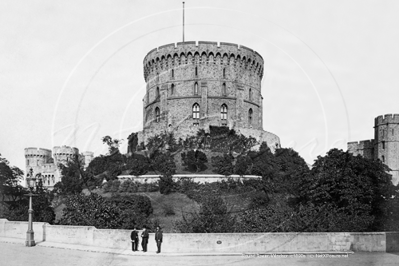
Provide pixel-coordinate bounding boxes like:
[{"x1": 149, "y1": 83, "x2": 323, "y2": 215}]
[
  {"x1": 298, "y1": 148, "x2": 396, "y2": 231},
  {"x1": 54, "y1": 154, "x2": 86, "y2": 194},
  {"x1": 59, "y1": 193, "x2": 122, "y2": 228},
  {"x1": 5, "y1": 180, "x2": 55, "y2": 224},
  {"x1": 181, "y1": 150, "x2": 208, "y2": 172},
  {"x1": 235, "y1": 155, "x2": 252, "y2": 176},
  {"x1": 0, "y1": 154, "x2": 24, "y2": 203},
  {"x1": 102, "y1": 135, "x2": 121, "y2": 155},
  {"x1": 125, "y1": 154, "x2": 149, "y2": 176},
  {"x1": 59, "y1": 193, "x2": 152, "y2": 229},
  {"x1": 211, "y1": 154, "x2": 234, "y2": 175},
  {"x1": 175, "y1": 194, "x2": 235, "y2": 233}
]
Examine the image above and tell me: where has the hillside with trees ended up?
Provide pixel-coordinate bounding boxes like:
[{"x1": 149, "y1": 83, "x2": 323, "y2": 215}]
[{"x1": 2, "y1": 128, "x2": 398, "y2": 233}]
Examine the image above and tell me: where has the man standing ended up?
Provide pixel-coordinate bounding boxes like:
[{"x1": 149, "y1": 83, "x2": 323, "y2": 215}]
[
  {"x1": 141, "y1": 226, "x2": 149, "y2": 252},
  {"x1": 130, "y1": 226, "x2": 139, "y2": 252},
  {"x1": 155, "y1": 226, "x2": 163, "y2": 254}
]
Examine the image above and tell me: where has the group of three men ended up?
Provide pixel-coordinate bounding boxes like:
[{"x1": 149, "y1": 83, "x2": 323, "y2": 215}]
[{"x1": 130, "y1": 226, "x2": 163, "y2": 253}]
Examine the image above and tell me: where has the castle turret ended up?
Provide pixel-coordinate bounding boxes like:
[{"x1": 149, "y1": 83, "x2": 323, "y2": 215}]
[
  {"x1": 374, "y1": 114, "x2": 399, "y2": 184},
  {"x1": 53, "y1": 146, "x2": 79, "y2": 167},
  {"x1": 24, "y1": 148, "x2": 52, "y2": 184}
]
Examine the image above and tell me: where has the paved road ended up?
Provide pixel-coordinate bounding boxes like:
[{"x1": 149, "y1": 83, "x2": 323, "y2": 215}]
[{"x1": 0, "y1": 242, "x2": 399, "y2": 266}]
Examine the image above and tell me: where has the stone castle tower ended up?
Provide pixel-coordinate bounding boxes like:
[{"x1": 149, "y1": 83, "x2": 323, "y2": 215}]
[
  {"x1": 24, "y1": 146, "x2": 94, "y2": 189},
  {"x1": 137, "y1": 41, "x2": 280, "y2": 150},
  {"x1": 348, "y1": 114, "x2": 399, "y2": 185}
]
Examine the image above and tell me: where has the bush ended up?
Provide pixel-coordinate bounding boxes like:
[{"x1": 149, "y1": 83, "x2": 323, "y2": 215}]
[
  {"x1": 162, "y1": 204, "x2": 175, "y2": 216},
  {"x1": 159, "y1": 175, "x2": 175, "y2": 195},
  {"x1": 181, "y1": 150, "x2": 208, "y2": 172}
]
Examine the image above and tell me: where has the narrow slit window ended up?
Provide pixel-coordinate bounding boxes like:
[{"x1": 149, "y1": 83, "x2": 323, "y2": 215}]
[
  {"x1": 155, "y1": 107, "x2": 160, "y2": 122},
  {"x1": 194, "y1": 82, "x2": 199, "y2": 95}
]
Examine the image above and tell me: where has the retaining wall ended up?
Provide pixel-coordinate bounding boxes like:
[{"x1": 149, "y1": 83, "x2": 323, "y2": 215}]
[{"x1": 1, "y1": 219, "x2": 398, "y2": 253}]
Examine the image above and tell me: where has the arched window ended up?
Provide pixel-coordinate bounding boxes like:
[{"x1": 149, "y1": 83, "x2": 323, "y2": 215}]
[
  {"x1": 222, "y1": 83, "x2": 227, "y2": 96},
  {"x1": 171, "y1": 69, "x2": 174, "y2": 78},
  {"x1": 156, "y1": 87, "x2": 160, "y2": 99},
  {"x1": 223, "y1": 68, "x2": 226, "y2": 79},
  {"x1": 221, "y1": 104, "x2": 227, "y2": 120},
  {"x1": 192, "y1": 103, "x2": 200, "y2": 119},
  {"x1": 249, "y1": 88, "x2": 252, "y2": 101},
  {"x1": 171, "y1": 84, "x2": 175, "y2": 95},
  {"x1": 155, "y1": 107, "x2": 160, "y2": 122},
  {"x1": 248, "y1": 108, "x2": 253, "y2": 126},
  {"x1": 194, "y1": 82, "x2": 199, "y2": 95}
]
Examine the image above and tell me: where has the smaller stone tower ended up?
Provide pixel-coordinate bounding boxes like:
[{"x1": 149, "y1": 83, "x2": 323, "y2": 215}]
[
  {"x1": 347, "y1": 114, "x2": 399, "y2": 185},
  {"x1": 53, "y1": 146, "x2": 79, "y2": 167},
  {"x1": 82, "y1": 151, "x2": 94, "y2": 169},
  {"x1": 25, "y1": 147, "x2": 52, "y2": 176},
  {"x1": 374, "y1": 114, "x2": 399, "y2": 184}
]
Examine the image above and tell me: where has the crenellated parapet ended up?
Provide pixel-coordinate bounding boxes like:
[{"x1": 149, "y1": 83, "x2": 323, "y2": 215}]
[
  {"x1": 143, "y1": 41, "x2": 264, "y2": 83},
  {"x1": 374, "y1": 114, "x2": 399, "y2": 126},
  {"x1": 53, "y1": 146, "x2": 79, "y2": 166},
  {"x1": 347, "y1": 139, "x2": 375, "y2": 160}
]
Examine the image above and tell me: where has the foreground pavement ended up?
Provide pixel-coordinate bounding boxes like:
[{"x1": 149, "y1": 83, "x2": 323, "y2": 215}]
[{"x1": 0, "y1": 239, "x2": 398, "y2": 266}]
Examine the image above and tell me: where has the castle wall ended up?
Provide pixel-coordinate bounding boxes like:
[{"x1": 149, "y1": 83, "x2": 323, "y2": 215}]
[{"x1": 347, "y1": 140, "x2": 375, "y2": 160}]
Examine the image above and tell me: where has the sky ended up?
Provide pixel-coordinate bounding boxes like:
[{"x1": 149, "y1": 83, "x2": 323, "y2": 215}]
[{"x1": 1, "y1": 0, "x2": 399, "y2": 171}]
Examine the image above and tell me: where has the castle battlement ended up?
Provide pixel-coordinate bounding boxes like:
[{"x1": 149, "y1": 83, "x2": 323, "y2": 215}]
[
  {"x1": 375, "y1": 114, "x2": 399, "y2": 126},
  {"x1": 53, "y1": 146, "x2": 79, "y2": 156},
  {"x1": 24, "y1": 147, "x2": 52, "y2": 158},
  {"x1": 143, "y1": 41, "x2": 264, "y2": 82},
  {"x1": 347, "y1": 139, "x2": 375, "y2": 148}
]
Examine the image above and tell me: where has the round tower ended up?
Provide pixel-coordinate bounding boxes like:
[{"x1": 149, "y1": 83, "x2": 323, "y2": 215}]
[
  {"x1": 24, "y1": 147, "x2": 52, "y2": 185},
  {"x1": 141, "y1": 41, "x2": 280, "y2": 150},
  {"x1": 53, "y1": 146, "x2": 79, "y2": 167},
  {"x1": 374, "y1": 114, "x2": 399, "y2": 185}
]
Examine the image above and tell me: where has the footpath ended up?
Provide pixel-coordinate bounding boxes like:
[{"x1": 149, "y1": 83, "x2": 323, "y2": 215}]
[{"x1": 0, "y1": 236, "x2": 354, "y2": 257}]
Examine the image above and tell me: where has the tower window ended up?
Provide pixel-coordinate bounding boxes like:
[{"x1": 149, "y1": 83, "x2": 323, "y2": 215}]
[
  {"x1": 171, "y1": 84, "x2": 175, "y2": 95},
  {"x1": 392, "y1": 129, "x2": 395, "y2": 135},
  {"x1": 192, "y1": 103, "x2": 200, "y2": 119},
  {"x1": 249, "y1": 88, "x2": 252, "y2": 101},
  {"x1": 222, "y1": 83, "x2": 227, "y2": 96},
  {"x1": 194, "y1": 82, "x2": 199, "y2": 95},
  {"x1": 221, "y1": 104, "x2": 228, "y2": 121},
  {"x1": 382, "y1": 141, "x2": 385, "y2": 149},
  {"x1": 171, "y1": 69, "x2": 174, "y2": 78},
  {"x1": 382, "y1": 155, "x2": 385, "y2": 162},
  {"x1": 223, "y1": 68, "x2": 226, "y2": 79},
  {"x1": 155, "y1": 107, "x2": 160, "y2": 122},
  {"x1": 195, "y1": 66, "x2": 198, "y2": 77},
  {"x1": 248, "y1": 108, "x2": 253, "y2": 126}
]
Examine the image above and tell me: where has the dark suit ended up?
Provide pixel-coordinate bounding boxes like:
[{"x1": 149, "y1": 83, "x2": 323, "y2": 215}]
[
  {"x1": 141, "y1": 229, "x2": 149, "y2": 252},
  {"x1": 155, "y1": 230, "x2": 163, "y2": 253},
  {"x1": 130, "y1": 230, "x2": 139, "y2": 251}
]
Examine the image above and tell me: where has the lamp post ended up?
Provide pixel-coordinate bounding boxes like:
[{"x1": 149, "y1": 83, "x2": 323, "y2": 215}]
[{"x1": 25, "y1": 168, "x2": 38, "y2": 247}]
